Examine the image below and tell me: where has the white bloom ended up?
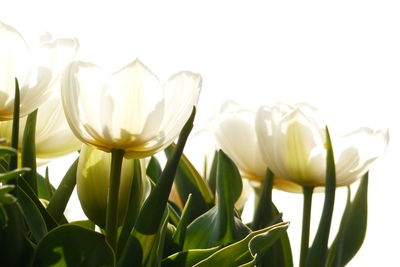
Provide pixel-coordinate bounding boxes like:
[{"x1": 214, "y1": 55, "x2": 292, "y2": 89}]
[
  {"x1": 0, "y1": 21, "x2": 78, "y2": 120},
  {"x1": 61, "y1": 59, "x2": 201, "y2": 158},
  {"x1": 213, "y1": 101, "x2": 301, "y2": 192},
  {"x1": 255, "y1": 103, "x2": 389, "y2": 188},
  {"x1": 0, "y1": 95, "x2": 81, "y2": 165}
]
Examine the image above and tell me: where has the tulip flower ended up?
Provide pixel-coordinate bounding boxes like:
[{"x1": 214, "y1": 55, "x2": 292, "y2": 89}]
[
  {"x1": 0, "y1": 95, "x2": 81, "y2": 165},
  {"x1": 62, "y1": 58, "x2": 201, "y2": 248},
  {"x1": 213, "y1": 101, "x2": 301, "y2": 192},
  {"x1": 61, "y1": 59, "x2": 202, "y2": 158},
  {"x1": 77, "y1": 144, "x2": 146, "y2": 227},
  {"x1": 0, "y1": 21, "x2": 79, "y2": 120},
  {"x1": 255, "y1": 103, "x2": 389, "y2": 188}
]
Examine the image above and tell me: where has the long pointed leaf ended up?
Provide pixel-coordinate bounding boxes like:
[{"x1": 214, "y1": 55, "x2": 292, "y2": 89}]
[
  {"x1": 17, "y1": 186, "x2": 47, "y2": 242},
  {"x1": 305, "y1": 127, "x2": 336, "y2": 267},
  {"x1": 8, "y1": 78, "x2": 20, "y2": 173},
  {"x1": 328, "y1": 173, "x2": 369, "y2": 266},
  {"x1": 46, "y1": 158, "x2": 78, "y2": 223},
  {"x1": 194, "y1": 222, "x2": 289, "y2": 267},
  {"x1": 117, "y1": 159, "x2": 146, "y2": 256},
  {"x1": 21, "y1": 109, "x2": 38, "y2": 194},
  {"x1": 172, "y1": 194, "x2": 193, "y2": 248},
  {"x1": 165, "y1": 145, "x2": 214, "y2": 221},
  {"x1": 118, "y1": 108, "x2": 195, "y2": 267},
  {"x1": 18, "y1": 177, "x2": 58, "y2": 230},
  {"x1": 183, "y1": 150, "x2": 249, "y2": 250}
]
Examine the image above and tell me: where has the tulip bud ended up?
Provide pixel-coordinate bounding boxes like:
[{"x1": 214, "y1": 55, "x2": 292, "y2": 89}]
[{"x1": 77, "y1": 144, "x2": 142, "y2": 227}]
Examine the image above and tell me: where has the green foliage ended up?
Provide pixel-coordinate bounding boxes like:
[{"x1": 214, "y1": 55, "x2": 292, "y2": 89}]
[
  {"x1": 46, "y1": 158, "x2": 78, "y2": 223},
  {"x1": 183, "y1": 150, "x2": 250, "y2": 250},
  {"x1": 0, "y1": 86, "x2": 372, "y2": 267},
  {"x1": 305, "y1": 127, "x2": 337, "y2": 267},
  {"x1": 118, "y1": 108, "x2": 196, "y2": 267},
  {"x1": 32, "y1": 224, "x2": 115, "y2": 267},
  {"x1": 22, "y1": 109, "x2": 38, "y2": 194},
  {"x1": 165, "y1": 145, "x2": 214, "y2": 222},
  {"x1": 327, "y1": 173, "x2": 369, "y2": 266}
]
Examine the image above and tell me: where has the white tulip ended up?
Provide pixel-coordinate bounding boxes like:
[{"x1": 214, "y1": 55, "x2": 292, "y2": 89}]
[
  {"x1": 213, "y1": 101, "x2": 301, "y2": 192},
  {"x1": 0, "y1": 95, "x2": 81, "y2": 165},
  {"x1": 255, "y1": 103, "x2": 389, "y2": 188},
  {"x1": 61, "y1": 59, "x2": 201, "y2": 158},
  {"x1": 0, "y1": 21, "x2": 79, "y2": 120}
]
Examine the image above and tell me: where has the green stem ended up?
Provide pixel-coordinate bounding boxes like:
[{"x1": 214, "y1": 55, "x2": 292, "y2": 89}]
[
  {"x1": 300, "y1": 186, "x2": 314, "y2": 267},
  {"x1": 105, "y1": 149, "x2": 125, "y2": 250}
]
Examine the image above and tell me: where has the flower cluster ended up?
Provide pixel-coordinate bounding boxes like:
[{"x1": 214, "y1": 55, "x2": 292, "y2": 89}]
[{"x1": 0, "y1": 21, "x2": 389, "y2": 267}]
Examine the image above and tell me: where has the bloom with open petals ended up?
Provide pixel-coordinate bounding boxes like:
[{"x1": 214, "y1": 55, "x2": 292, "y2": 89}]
[
  {"x1": 0, "y1": 21, "x2": 78, "y2": 120},
  {"x1": 0, "y1": 95, "x2": 81, "y2": 165},
  {"x1": 61, "y1": 59, "x2": 201, "y2": 158},
  {"x1": 213, "y1": 101, "x2": 301, "y2": 192},
  {"x1": 255, "y1": 103, "x2": 389, "y2": 188}
]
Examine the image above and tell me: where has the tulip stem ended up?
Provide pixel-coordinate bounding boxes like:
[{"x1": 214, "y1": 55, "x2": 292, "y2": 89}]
[
  {"x1": 300, "y1": 186, "x2": 314, "y2": 267},
  {"x1": 106, "y1": 149, "x2": 125, "y2": 251}
]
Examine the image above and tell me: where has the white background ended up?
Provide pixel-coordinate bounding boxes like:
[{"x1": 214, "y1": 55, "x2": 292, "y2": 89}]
[{"x1": 1, "y1": 1, "x2": 399, "y2": 266}]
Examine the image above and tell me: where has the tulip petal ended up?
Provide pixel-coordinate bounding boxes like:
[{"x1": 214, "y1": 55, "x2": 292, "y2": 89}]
[
  {"x1": 335, "y1": 128, "x2": 389, "y2": 186},
  {"x1": 214, "y1": 110, "x2": 266, "y2": 181},
  {"x1": 125, "y1": 70, "x2": 201, "y2": 158},
  {"x1": 34, "y1": 97, "x2": 81, "y2": 159},
  {"x1": 0, "y1": 22, "x2": 30, "y2": 119},
  {"x1": 61, "y1": 61, "x2": 109, "y2": 150},
  {"x1": 105, "y1": 59, "x2": 164, "y2": 147}
]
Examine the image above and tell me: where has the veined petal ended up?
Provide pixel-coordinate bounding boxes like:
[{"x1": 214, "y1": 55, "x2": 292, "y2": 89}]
[
  {"x1": 61, "y1": 61, "x2": 108, "y2": 150},
  {"x1": 104, "y1": 59, "x2": 164, "y2": 147},
  {"x1": 256, "y1": 106, "x2": 286, "y2": 181},
  {"x1": 35, "y1": 97, "x2": 81, "y2": 159},
  {"x1": 0, "y1": 21, "x2": 31, "y2": 119},
  {"x1": 19, "y1": 37, "x2": 79, "y2": 118},
  {"x1": 335, "y1": 127, "x2": 389, "y2": 186},
  {"x1": 214, "y1": 110, "x2": 266, "y2": 181},
  {"x1": 125, "y1": 70, "x2": 201, "y2": 158},
  {"x1": 278, "y1": 108, "x2": 326, "y2": 185}
]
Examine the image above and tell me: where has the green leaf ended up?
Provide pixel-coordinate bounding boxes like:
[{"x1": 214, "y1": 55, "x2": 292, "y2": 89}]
[
  {"x1": 22, "y1": 109, "x2": 38, "y2": 194},
  {"x1": 0, "y1": 185, "x2": 16, "y2": 205},
  {"x1": 147, "y1": 156, "x2": 162, "y2": 184},
  {"x1": 143, "y1": 209, "x2": 170, "y2": 267},
  {"x1": 0, "y1": 202, "x2": 34, "y2": 267},
  {"x1": 167, "y1": 201, "x2": 181, "y2": 227},
  {"x1": 70, "y1": 220, "x2": 95, "y2": 230},
  {"x1": 305, "y1": 127, "x2": 336, "y2": 267},
  {"x1": 17, "y1": 186, "x2": 47, "y2": 242},
  {"x1": 207, "y1": 151, "x2": 218, "y2": 195},
  {"x1": 252, "y1": 169, "x2": 274, "y2": 230},
  {"x1": 117, "y1": 159, "x2": 146, "y2": 256},
  {"x1": 0, "y1": 167, "x2": 30, "y2": 183},
  {"x1": 46, "y1": 158, "x2": 78, "y2": 223},
  {"x1": 32, "y1": 224, "x2": 115, "y2": 267},
  {"x1": 327, "y1": 173, "x2": 369, "y2": 266},
  {"x1": 165, "y1": 145, "x2": 214, "y2": 221},
  {"x1": 162, "y1": 247, "x2": 220, "y2": 267},
  {"x1": 18, "y1": 177, "x2": 58, "y2": 231},
  {"x1": 118, "y1": 108, "x2": 196, "y2": 267},
  {"x1": 172, "y1": 194, "x2": 193, "y2": 249},
  {"x1": 193, "y1": 222, "x2": 289, "y2": 267},
  {"x1": 37, "y1": 171, "x2": 56, "y2": 201},
  {"x1": 252, "y1": 170, "x2": 294, "y2": 267},
  {"x1": 183, "y1": 150, "x2": 250, "y2": 250},
  {"x1": 8, "y1": 78, "x2": 20, "y2": 173},
  {"x1": 0, "y1": 146, "x2": 17, "y2": 158}
]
